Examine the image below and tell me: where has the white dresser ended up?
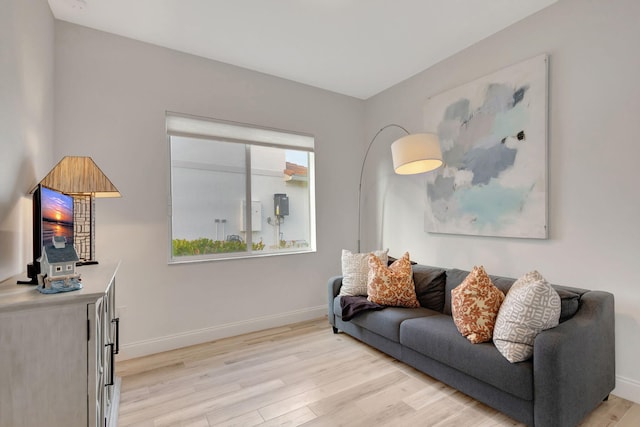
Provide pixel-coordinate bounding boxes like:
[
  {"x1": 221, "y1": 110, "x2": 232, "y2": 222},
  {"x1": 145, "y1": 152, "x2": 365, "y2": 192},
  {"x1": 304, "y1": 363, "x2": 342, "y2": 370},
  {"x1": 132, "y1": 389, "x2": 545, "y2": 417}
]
[{"x1": 0, "y1": 262, "x2": 121, "y2": 427}]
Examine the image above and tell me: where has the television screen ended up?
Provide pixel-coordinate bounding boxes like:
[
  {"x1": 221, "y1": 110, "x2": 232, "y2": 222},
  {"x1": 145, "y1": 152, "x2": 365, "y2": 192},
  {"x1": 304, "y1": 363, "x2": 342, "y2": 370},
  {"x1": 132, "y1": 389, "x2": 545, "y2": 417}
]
[
  {"x1": 40, "y1": 186, "x2": 74, "y2": 248},
  {"x1": 22, "y1": 185, "x2": 75, "y2": 283}
]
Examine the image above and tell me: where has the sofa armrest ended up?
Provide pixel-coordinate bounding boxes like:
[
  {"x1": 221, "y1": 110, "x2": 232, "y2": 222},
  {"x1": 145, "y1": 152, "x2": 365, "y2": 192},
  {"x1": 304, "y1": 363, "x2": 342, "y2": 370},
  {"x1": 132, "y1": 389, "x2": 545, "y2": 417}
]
[
  {"x1": 533, "y1": 291, "x2": 615, "y2": 427},
  {"x1": 327, "y1": 275, "x2": 343, "y2": 327}
]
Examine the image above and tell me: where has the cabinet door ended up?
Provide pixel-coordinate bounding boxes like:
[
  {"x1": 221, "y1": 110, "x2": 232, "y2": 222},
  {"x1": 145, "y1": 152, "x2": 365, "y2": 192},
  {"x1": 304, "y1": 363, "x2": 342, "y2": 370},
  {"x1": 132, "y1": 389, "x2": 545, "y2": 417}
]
[
  {"x1": 88, "y1": 299, "x2": 105, "y2": 427},
  {"x1": 103, "y1": 285, "x2": 114, "y2": 419},
  {"x1": 102, "y1": 277, "x2": 120, "y2": 427},
  {"x1": 0, "y1": 304, "x2": 87, "y2": 427}
]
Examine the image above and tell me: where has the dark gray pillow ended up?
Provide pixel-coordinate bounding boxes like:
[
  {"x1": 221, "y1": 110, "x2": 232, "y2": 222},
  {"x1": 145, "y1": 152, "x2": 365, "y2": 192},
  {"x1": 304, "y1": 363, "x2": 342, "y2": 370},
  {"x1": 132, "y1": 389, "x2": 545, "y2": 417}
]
[
  {"x1": 388, "y1": 255, "x2": 417, "y2": 266},
  {"x1": 412, "y1": 266, "x2": 446, "y2": 312},
  {"x1": 556, "y1": 289, "x2": 581, "y2": 322}
]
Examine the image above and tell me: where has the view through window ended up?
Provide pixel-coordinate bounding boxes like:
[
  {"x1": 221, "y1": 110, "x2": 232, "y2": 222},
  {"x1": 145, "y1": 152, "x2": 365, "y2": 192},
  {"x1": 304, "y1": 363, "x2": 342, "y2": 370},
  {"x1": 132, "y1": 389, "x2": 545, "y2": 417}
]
[{"x1": 167, "y1": 113, "x2": 316, "y2": 262}]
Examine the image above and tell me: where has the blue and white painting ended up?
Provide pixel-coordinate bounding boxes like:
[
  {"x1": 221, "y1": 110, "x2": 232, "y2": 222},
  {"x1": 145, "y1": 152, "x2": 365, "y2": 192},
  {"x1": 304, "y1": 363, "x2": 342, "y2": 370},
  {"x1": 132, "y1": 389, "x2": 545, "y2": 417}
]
[{"x1": 424, "y1": 54, "x2": 547, "y2": 238}]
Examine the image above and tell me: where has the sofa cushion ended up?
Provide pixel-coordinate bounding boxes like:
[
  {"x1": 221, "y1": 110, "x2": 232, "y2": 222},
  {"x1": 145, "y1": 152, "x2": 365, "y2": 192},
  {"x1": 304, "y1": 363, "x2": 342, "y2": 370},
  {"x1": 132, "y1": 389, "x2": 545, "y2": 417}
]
[
  {"x1": 367, "y1": 252, "x2": 420, "y2": 308},
  {"x1": 489, "y1": 275, "x2": 517, "y2": 295},
  {"x1": 340, "y1": 249, "x2": 388, "y2": 296},
  {"x1": 556, "y1": 288, "x2": 581, "y2": 322},
  {"x1": 400, "y1": 315, "x2": 533, "y2": 401},
  {"x1": 451, "y1": 266, "x2": 505, "y2": 343},
  {"x1": 412, "y1": 265, "x2": 446, "y2": 312},
  {"x1": 444, "y1": 268, "x2": 470, "y2": 315},
  {"x1": 494, "y1": 271, "x2": 561, "y2": 363},
  {"x1": 347, "y1": 306, "x2": 439, "y2": 342}
]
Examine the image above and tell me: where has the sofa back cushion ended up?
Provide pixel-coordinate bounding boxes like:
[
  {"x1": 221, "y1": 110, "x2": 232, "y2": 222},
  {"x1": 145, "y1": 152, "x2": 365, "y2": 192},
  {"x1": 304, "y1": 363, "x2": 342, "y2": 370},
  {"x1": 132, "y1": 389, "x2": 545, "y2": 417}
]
[
  {"x1": 489, "y1": 275, "x2": 517, "y2": 295},
  {"x1": 554, "y1": 287, "x2": 582, "y2": 322},
  {"x1": 444, "y1": 269, "x2": 471, "y2": 315}
]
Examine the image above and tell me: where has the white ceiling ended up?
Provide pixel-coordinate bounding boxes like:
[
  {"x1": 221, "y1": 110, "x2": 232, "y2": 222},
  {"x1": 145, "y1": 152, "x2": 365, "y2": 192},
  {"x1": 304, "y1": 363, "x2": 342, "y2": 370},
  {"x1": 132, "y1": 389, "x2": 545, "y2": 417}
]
[{"x1": 48, "y1": 0, "x2": 557, "y2": 99}]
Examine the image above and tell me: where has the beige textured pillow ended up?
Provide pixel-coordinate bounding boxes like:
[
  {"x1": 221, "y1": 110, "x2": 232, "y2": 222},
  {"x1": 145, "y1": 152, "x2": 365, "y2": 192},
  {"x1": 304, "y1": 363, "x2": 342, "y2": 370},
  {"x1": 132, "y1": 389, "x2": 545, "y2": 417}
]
[
  {"x1": 451, "y1": 266, "x2": 505, "y2": 343},
  {"x1": 340, "y1": 249, "x2": 388, "y2": 296},
  {"x1": 494, "y1": 271, "x2": 561, "y2": 363},
  {"x1": 367, "y1": 252, "x2": 419, "y2": 308}
]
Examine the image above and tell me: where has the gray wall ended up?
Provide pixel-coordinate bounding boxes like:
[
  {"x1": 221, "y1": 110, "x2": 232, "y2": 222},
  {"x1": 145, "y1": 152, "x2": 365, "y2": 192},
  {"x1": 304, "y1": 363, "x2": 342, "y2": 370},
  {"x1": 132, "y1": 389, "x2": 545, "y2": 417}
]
[
  {"x1": 0, "y1": 0, "x2": 54, "y2": 280},
  {"x1": 53, "y1": 21, "x2": 364, "y2": 357},
  {"x1": 364, "y1": 0, "x2": 640, "y2": 402}
]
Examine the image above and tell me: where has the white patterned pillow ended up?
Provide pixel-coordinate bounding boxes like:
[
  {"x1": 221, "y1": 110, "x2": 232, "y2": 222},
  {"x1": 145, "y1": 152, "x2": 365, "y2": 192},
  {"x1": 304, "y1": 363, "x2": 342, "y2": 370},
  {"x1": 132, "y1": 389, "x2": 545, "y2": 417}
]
[
  {"x1": 493, "y1": 271, "x2": 561, "y2": 363},
  {"x1": 340, "y1": 249, "x2": 388, "y2": 296}
]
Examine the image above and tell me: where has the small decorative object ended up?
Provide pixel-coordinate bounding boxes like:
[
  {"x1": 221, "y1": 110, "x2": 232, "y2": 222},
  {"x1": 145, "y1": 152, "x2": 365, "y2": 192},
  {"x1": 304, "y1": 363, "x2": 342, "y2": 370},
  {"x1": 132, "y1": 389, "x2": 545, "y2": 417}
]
[
  {"x1": 424, "y1": 54, "x2": 548, "y2": 238},
  {"x1": 37, "y1": 236, "x2": 82, "y2": 294}
]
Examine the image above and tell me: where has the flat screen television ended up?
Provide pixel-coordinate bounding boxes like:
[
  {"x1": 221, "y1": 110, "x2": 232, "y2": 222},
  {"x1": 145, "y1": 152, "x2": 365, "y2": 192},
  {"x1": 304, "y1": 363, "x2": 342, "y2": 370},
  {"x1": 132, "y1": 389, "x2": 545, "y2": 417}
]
[{"x1": 21, "y1": 185, "x2": 74, "y2": 283}]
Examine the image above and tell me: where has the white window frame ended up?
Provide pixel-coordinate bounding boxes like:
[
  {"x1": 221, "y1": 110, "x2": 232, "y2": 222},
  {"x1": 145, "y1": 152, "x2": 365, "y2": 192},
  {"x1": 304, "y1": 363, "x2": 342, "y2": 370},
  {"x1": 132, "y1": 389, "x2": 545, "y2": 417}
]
[{"x1": 166, "y1": 112, "x2": 317, "y2": 263}]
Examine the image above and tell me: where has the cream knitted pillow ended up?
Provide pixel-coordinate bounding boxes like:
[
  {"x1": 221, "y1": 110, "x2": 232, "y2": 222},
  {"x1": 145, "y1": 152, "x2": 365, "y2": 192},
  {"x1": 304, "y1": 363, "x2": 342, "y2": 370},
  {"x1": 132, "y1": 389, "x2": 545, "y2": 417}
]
[{"x1": 340, "y1": 249, "x2": 388, "y2": 296}]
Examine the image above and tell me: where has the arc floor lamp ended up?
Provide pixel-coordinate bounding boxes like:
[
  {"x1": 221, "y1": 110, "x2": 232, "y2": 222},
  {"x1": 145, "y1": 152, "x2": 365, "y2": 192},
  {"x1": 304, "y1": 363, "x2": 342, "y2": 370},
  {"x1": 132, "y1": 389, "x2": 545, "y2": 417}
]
[{"x1": 357, "y1": 124, "x2": 443, "y2": 252}]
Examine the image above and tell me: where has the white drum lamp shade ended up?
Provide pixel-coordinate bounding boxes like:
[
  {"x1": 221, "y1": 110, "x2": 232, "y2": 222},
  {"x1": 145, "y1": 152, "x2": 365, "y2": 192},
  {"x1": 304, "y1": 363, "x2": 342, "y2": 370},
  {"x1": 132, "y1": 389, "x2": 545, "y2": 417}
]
[{"x1": 391, "y1": 133, "x2": 443, "y2": 175}]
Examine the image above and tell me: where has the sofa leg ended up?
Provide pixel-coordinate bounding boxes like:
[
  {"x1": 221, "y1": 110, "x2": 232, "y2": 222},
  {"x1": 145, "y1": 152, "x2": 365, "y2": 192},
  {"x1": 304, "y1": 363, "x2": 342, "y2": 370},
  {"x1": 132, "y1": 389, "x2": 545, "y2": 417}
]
[
  {"x1": 332, "y1": 326, "x2": 339, "y2": 334},
  {"x1": 603, "y1": 394, "x2": 610, "y2": 402}
]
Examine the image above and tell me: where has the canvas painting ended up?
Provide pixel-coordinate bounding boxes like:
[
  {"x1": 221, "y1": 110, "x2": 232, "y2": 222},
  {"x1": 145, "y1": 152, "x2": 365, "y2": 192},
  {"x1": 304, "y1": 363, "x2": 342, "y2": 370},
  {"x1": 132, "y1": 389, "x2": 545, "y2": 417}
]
[{"x1": 424, "y1": 54, "x2": 548, "y2": 238}]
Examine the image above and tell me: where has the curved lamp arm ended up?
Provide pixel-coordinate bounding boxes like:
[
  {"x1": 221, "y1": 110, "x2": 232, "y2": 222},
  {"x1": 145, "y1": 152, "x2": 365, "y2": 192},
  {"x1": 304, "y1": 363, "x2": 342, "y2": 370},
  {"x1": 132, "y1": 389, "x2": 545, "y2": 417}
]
[{"x1": 357, "y1": 124, "x2": 409, "y2": 253}]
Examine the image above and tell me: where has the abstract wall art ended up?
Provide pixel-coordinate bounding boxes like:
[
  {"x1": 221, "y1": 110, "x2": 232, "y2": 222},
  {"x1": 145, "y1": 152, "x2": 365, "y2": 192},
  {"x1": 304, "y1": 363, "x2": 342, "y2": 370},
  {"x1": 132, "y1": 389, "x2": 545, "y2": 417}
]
[{"x1": 424, "y1": 54, "x2": 548, "y2": 239}]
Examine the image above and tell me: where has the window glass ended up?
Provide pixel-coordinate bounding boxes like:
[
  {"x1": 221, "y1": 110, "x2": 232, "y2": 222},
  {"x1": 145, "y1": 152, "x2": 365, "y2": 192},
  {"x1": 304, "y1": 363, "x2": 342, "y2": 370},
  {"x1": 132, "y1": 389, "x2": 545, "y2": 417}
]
[
  {"x1": 250, "y1": 145, "x2": 313, "y2": 254},
  {"x1": 171, "y1": 137, "x2": 246, "y2": 257},
  {"x1": 168, "y1": 117, "x2": 315, "y2": 262}
]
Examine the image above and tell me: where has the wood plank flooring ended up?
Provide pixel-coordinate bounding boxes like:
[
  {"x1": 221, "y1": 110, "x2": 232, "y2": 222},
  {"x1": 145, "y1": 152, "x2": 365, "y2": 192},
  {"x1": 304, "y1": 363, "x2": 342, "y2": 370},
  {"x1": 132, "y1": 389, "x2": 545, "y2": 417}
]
[{"x1": 117, "y1": 318, "x2": 639, "y2": 427}]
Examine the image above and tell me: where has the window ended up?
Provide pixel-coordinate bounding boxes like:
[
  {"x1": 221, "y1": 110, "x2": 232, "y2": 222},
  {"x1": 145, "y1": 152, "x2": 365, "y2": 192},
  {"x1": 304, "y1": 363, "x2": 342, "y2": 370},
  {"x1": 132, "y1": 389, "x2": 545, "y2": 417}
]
[{"x1": 167, "y1": 112, "x2": 316, "y2": 262}]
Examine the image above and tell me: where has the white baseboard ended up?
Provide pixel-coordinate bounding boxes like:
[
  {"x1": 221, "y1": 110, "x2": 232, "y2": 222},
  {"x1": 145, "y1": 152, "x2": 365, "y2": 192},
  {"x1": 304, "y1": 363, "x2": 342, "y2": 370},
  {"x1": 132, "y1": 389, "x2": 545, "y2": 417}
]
[
  {"x1": 613, "y1": 375, "x2": 640, "y2": 404},
  {"x1": 117, "y1": 305, "x2": 327, "y2": 360}
]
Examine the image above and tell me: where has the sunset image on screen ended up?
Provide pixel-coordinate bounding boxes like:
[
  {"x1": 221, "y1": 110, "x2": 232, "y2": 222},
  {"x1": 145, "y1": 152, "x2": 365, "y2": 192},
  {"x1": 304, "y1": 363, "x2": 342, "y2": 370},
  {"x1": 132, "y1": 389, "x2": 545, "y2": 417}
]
[
  {"x1": 41, "y1": 186, "x2": 74, "y2": 247},
  {"x1": 41, "y1": 187, "x2": 73, "y2": 223}
]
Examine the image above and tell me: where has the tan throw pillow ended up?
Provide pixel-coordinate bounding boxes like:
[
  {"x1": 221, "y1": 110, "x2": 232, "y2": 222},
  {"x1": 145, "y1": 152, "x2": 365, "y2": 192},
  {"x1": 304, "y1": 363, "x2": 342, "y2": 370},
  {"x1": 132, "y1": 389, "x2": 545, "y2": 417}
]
[
  {"x1": 451, "y1": 266, "x2": 505, "y2": 343},
  {"x1": 367, "y1": 252, "x2": 419, "y2": 308},
  {"x1": 493, "y1": 271, "x2": 561, "y2": 363},
  {"x1": 340, "y1": 249, "x2": 388, "y2": 296}
]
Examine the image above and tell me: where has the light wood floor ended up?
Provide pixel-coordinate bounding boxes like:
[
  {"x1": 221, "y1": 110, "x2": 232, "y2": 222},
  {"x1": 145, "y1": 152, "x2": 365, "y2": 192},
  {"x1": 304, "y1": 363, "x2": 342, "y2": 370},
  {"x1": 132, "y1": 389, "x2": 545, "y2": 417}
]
[{"x1": 117, "y1": 318, "x2": 639, "y2": 427}]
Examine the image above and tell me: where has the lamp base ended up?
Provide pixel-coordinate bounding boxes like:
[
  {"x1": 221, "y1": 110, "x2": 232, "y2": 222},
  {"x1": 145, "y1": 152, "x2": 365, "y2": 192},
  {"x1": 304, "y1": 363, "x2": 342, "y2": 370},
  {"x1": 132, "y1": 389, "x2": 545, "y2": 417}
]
[{"x1": 17, "y1": 262, "x2": 39, "y2": 285}]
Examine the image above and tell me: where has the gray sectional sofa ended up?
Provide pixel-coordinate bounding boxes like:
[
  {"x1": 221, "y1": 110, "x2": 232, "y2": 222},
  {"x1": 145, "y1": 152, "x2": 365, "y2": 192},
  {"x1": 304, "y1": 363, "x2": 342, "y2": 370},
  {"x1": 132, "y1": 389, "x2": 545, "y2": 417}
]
[{"x1": 327, "y1": 263, "x2": 615, "y2": 427}]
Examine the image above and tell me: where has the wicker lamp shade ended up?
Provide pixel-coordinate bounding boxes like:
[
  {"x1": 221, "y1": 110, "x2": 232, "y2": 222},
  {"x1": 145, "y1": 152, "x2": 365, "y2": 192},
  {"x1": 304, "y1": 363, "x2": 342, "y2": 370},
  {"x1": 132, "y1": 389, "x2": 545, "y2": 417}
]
[{"x1": 34, "y1": 156, "x2": 121, "y2": 197}]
